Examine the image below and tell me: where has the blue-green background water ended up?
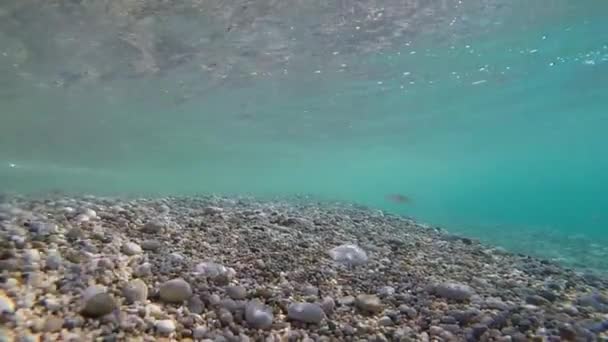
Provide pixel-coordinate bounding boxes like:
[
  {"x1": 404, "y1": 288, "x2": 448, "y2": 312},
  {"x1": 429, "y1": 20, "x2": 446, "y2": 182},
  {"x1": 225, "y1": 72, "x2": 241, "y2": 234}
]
[{"x1": 1, "y1": 1, "x2": 607, "y2": 271}]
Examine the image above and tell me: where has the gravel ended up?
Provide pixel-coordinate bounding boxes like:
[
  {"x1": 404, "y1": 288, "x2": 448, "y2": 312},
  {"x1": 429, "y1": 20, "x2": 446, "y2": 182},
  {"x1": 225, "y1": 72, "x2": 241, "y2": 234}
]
[{"x1": 0, "y1": 194, "x2": 605, "y2": 341}]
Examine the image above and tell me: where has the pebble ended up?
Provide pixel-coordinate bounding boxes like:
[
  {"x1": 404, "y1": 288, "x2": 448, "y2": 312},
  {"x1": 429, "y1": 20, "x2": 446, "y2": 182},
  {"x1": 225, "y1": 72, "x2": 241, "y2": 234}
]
[
  {"x1": 378, "y1": 316, "x2": 393, "y2": 326},
  {"x1": 44, "y1": 316, "x2": 64, "y2": 332},
  {"x1": 338, "y1": 296, "x2": 355, "y2": 306},
  {"x1": 320, "y1": 296, "x2": 335, "y2": 315},
  {"x1": 193, "y1": 325, "x2": 209, "y2": 339},
  {"x1": 377, "y1": 286, "x2": 395, "y2": 297},
  {"x1": 355, "y1": 294, "x2": 384, "y2": 314},
  {"x1": 122, "y1": 242, "x2": 143, "y2": 255},
  {"x1": 45, "y1": 250, "x2": 63, "y2": 270},
  {"x1": 142, "y1": 220, "x2": 165, "y2": 234},
  {"x1": 245, "y1": 300, "x2": 274, "y2": 329},
  {"x1": 141, "y1": 239, "x2": 162, "y2": 251},
  {"x1": 0, "y1": 291, "x2": 15, "y2": 313},
  {"x1": 434, "y1": 282, "x2": 475, "y2": 301},
  {"x1": 81, "y1": 286, "x2": 116, "y2": 317},
  {"x1": 288, "y1": 302, "x2": 326, "y2": 324},
  {"x1": 526, "y1": 295, "x2": 551, "y2": 306},
  {"x1": 194, "y1": 261, "x2": 235, "y2": 280},
  {"x1": 226, "y1": 285, "x2": 247, "y2": 300},
  {"x1": 328, "y1": 244, "x2": 368, "y2": 266},
  {"x1": 123, "y1": 279, "x2": 148, "y2": 304},
  {"x1": 187, "y1": 296, "x2": 205, "y2": 314},
  {"x1": 134, "y1": 263, "x2": 153, "y2": 277},
  {"x1": 155, "y1": 319, "x2": 176, "y2": 334},
  {"x1": 159, "y1": 278, "x2": 193, "y2": 303}
]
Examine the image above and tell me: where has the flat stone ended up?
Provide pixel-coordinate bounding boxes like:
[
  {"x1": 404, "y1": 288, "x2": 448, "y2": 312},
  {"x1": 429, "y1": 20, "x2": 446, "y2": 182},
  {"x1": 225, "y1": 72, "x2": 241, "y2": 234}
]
[
  {"x1": 141, "y1": 240, "x2": 162, "y2": 251},
  {"x1": 122, "y1": 242, "x2": 143, "y2": 255},
  {"x1": 287, "y1": 302, "x2": 325, "y2": 324},
  {"x1": 378, "y1": 316, "x2": 394, "y2": 326},
  {"x1": 434, "y1": 282, "x2": 475, "y2": 301},
  {"x1": 159, "y1": 278, "x2": 193, "y2": 303}
]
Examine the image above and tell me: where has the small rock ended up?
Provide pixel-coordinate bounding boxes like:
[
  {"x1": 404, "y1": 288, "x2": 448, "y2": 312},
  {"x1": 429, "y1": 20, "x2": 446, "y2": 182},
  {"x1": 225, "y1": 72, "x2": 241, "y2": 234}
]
[
  {"x1": 203, "y1": 206, "x2": 223, "y2": 215},
  {"x1": 81, "y1": 286, "x2": 116, "y2": 317},
  {"x1": 245, "y1": 300, "x2": 273, "y2": 329},
  {"x1": 226, "y1": 285, "x2": 247, "y2": 300},
  {"x1": 288, "y1": 302, "x2": 325, "y2": 324},
  {"x1": 45, "y1": 251, "x2": 63, "y2": 270},
  {"x1": 320, "y1": 296, "x2": 335, "y2": 315},
  {"x1": 355, "y1": 294, "x2": 384, "y2": 314},
  {"x1": 193, "y1": 325, "x2": 209, "y2": 339},
  {"x1": 526, "y1": 295, "x2": 551, "y2": 306},
  {"x1": 123, "y1": 279, "x2": 148, "y2": 304},
  {"x1": 378, "y1": 316, "x2": 393, "y2": 326},
  {"x1": 44, "y1": 316, "x2": 64, "y2": 332},
  {"x1": 398, "y1": 304, "x2": 417, "y2": 318},
  {"x1": 141, "y1": 240, "x2": 162, "y2": 251},
  {"x1": 155, "y1": 319, "x2": 176, "y2": 335},
  {"x1": 194, "y1": 262, "x2": 235, "y2": 281},
  {"x1": 328, "y1": 244, "x2": 368, "y2": 266},
  {"x1": 187, "y1": 296, "x2": 205, "y2": 314},
  {"x1": 28, "y1": 221, "x2": 58, "y2": 236},
  {"x1": 159, "y1": 278, "x2": 193, "y2": 303},
  {"x1": 378, "y1": 286, "x2": 395, "y2": 297},
  {"x1": 0, "y1": 291, "x2": 15, "y2": 314},
  {"x1": 134, "y1": 263, "x2": 152, "y2": 277},
  {"x1": 338, "y1": 296, "x2": 355, "y2": 306},
  {"x1": 302, "y1": 285, "x2": 319, "y2": 296},
  {"x1": 434, "y1": 282, "x2": 475, "y2": 301},
  {"x1": 122, "y1": 242, "x2": 143, "y2": 256},
  {"x1": 142, "y1": 220, "x2": 165, "y2": 234},
  {"x1": 219, "y1": 308, "x2": 234, "y2": 325}
]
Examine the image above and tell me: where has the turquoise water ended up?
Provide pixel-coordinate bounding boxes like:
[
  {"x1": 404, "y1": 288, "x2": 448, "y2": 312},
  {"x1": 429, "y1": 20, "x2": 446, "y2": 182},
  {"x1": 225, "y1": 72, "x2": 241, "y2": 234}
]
[{"x1": 1, "y1": 1, "x2": 607, "y2": 271}]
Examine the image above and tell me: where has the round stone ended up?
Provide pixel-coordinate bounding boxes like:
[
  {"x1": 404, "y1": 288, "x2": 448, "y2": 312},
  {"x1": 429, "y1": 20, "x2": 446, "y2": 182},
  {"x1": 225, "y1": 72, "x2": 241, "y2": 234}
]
[
  {"x1": 245, "y1": 300, "x2": 273, "y2": 329},
  {"x1": 155, "y1": 319, "x2": 176, "y2": 334},
  {"x1": 287, "y1": 302, "x2": 325, "y2": 324},
  {"x1": 142, "y1": 220, "x2": 165, "y2": 234},
  {"x1": 159, "y1": 278, "x2": 193, "y2": 303},
  {"x1": 81, "y1": 286, "x2": 116, "y2": 317},
  {"x1": 123, "y1": 279, "x2": 148, "y2": 304},
  {"x1": 226, "y1": 286, "x2": 247, "y2": 300}
]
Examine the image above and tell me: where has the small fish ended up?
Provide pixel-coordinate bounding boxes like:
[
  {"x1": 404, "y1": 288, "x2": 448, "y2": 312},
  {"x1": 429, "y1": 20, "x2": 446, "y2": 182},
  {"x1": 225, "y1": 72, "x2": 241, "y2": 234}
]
[{"x1": 385, "y1": 193, "x2": 411, "y2": 204}]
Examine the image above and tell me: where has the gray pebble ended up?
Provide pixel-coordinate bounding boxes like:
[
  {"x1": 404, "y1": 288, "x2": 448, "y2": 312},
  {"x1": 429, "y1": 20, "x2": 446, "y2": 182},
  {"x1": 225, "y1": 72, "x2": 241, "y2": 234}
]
[
  {"x1": 288, "y1": 302, "x2": 325, "y2": 324},
  {"x1": 193, "y1": 325, "x2": 209, "y2": 339},
  {"x1": 159, "y1": 278, "x2": 193, "y2": 303},
  {"x1": 302, "y1": 284, "x2": 319, "y2": 296},
  {"x1": 155, "y1": 319, "x2": 176, "y2": 334},
  {"x1": 526, "y1": 295, "x2": 551, "y2": 306},
  {"x1": 328, "y1": 244, "x2": 368, "y2": 266},
  {"x1": 434, "y1": 282, "x2": 475, "y2": 301},
  {"x1": 141, "y1": 240, "x2": 162, "y2": 251},
  {"x1": 378, "y1": 316, "x2": 393, "y2": 326},
  {"x1": 81, "y1": 286, "x2": 116, "y2": 317},
  {"x1": 320, "y1": 296, "x2": 335, "y2": 315},
  {"x1": 122, "y1": 242, "x2": 143, "y2": 256},
  {"x1": 44, "y1": 316, "x2": 64, "y2": 332},
  {"x1": 245, "y1": 300, "x2": 273, "y2": 329},
  {"x1": 378, "y1": 286, "x2": 395, "y2": 297},
  {"x1": 226, "y1": 285, "x2": 247, "y2": 300},
  {"x1": 338, "y1": 296, "x2": 355, "y2": 306},
  {"x1": 134, "y1": 263, "x2": 152, "y2": 277},
  {"x1": 187, "y1": 296, "x2": 205, "y2": 314},
  {"x1": 355, "y1": 294, "x2": 383, "y2": 314},
  {"x1": 142, "y1": 220, "x2": 165, "y2": 234},
  {"x1": 219, "y1": 308, "x2": 234, "y2": 325},
  {"x1": 123, "y1": 279, "x2": 148, "y2": 304}
]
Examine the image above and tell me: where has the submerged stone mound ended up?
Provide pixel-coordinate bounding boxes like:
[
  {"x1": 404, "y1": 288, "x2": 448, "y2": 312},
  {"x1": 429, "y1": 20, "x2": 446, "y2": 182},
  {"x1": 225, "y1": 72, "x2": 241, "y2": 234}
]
[{"x1": 0, "y1": 194, "x2": 606, "y2": 341}]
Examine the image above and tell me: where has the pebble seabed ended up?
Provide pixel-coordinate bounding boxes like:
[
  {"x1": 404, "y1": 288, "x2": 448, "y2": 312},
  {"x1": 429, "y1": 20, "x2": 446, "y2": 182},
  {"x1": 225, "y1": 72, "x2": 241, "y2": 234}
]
[{"x1": 1, "y1": 194, "x2": 608, "y2": 342}]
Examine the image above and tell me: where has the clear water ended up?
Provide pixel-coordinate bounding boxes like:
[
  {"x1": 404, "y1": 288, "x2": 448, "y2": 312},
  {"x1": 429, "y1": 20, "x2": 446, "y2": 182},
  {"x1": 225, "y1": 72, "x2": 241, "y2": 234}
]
[{"x1": 1, "y1": 1, "x2": 607, "y2": 271}]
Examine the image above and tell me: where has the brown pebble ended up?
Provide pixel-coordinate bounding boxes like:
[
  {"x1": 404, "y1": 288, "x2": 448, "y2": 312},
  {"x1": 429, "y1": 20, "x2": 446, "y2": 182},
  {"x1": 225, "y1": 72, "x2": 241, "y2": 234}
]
[{"x1": 44, "y1": 316, "x2": 64, "y2": 332}]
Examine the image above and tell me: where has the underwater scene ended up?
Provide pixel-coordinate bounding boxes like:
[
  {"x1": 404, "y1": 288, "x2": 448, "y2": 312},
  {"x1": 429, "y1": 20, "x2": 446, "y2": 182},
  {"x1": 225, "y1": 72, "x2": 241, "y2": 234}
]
[{"x1": 1, "y1": 0, "x2": 608, "y2": 340}]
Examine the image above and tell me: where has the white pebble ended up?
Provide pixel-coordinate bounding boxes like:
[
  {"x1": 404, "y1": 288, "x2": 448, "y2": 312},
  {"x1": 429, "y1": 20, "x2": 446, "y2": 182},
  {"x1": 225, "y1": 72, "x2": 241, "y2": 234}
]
[
  {"x1": 155, "y1": 319, "x2": 176, "y2": 334},
  {"x1": 122, "y1": 242, "x2": 143, "y2": 256}
]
